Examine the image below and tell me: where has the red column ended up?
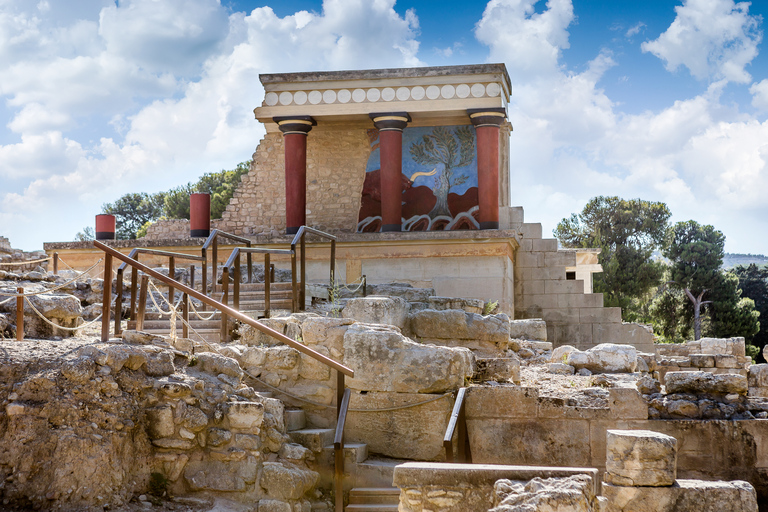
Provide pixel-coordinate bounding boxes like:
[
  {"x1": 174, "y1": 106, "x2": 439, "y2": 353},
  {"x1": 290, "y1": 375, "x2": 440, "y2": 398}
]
[
  {"x1": 370, "y1": 112, "x2": 410, "y2": 232},
  {"x1": 274, "y1": 116, "x2": 316, "y2": 235},
  {"x1": 190, "y1": 193, "x2": 211, "y2": 237},
  {"x1": 95, "y1": 214, "x2": 116, "y2": 240},
  {"x1": 468, "y1": 108, "x2": 506, "y2": 230}
]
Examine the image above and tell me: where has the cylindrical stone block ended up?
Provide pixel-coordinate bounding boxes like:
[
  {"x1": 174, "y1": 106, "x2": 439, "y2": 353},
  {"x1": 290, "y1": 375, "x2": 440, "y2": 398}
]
[
  {"x1": 190, "y1": 193, "x2": 211, "y2": 237},
  {"x1": 95, "y1": 214, "x2": 116, "y2": 240}
]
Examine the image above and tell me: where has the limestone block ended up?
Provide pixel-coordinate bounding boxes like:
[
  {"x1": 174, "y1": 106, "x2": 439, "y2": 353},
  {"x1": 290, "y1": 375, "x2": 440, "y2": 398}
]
[
  {"x1": 566, "y1": 344, "x2": 637, "y2": 373},
  {"x1": 547, "y1": 363, "x2": 575, "y2": 375},
  {"x1": 343, "y1": 323, "x2": 473, "y2": 393},
  {"x1": 265, "y1": 346, "x2": 299, "y2": 370},
  {"x1": 748, "y1": 364, "x2": 768, "y2": 387},
  {"x1": 207, "y1": 428, "x2": 232, "y2": 447},
  {"x1": 700, "y1": 338, "x2": 727, "y2": 355},
  {"x1": 147, "y1": 406, "x2": 175, "y2": 439},
  {"x1": 196, "y1": 353, "x2": 243, "y2": 380},
  {"x1": 689, "y1": 354, "x2": 715, "y2": 368},
  {"x1": 715, "y1": 354, "x2": 739, "y2": 369},
  {"x1": 258, "y1": 500, "x2": 291, "y2": 512},
  {"x1": 260, "y1": 461, "x2": 318, "y2": 500},
  {"x1": 183, "y1": 407, "x2": 209, "y2": 432},
  {"x1": 608, "y1": 388, "x2": 648, "y2": 420},
  {"x1": 144, "y1": 350, "x2": 175, "y2": 377},
  {"x1": 122, "y1": 330, "x2": 167, "y2": 346},
  {"x1": 184, "y1": 459, "x2": 259, "y2": 491},
  {"x1": 342, "y1": 296, "x2": 409, "y2": 329},
  {"x1": 410, "y1": 310, "x2": 510, "y2": 343},
  {"x1": 664, "y1": 371, "x2": 748, "y2": 395},
  {"x1": 101, "y1": 345, "x2": 148, "y2": 371},
  {"x1": 602, "y1": 480, "x2": 757, "y2": 512},
  {"x1": 346, "y1": 390, "x2": 453, "y2": 461},
  {"x1": 61, "y1": 357, "x2": 96, "y2": 383},
  {"x1": 427, "y1": 296, "x2": 484, "y2": 314},
  {"x1": 509, "y1": 318, "x2": 547, "y2": 341},
  {"x1": 475, "y1": 357, "x2": 521, "y2": 384},
  {"x1": 465, "y1": 386, "x2": 539, "y2": 420},
  {"x1": 365, "y1": 283, "x2": 434, "y2": 302},
  {"x1": 300, "y1": 316, "x2": 353, "y2": 355},
  {"x1": 226, "y1": 402, "x2": 264, "y2": 430},
  {"x1": 728, "y1": 337, "x2": 746, "y2": 357},
  {"x1": 492, "y1": 475, "x2": 599, "y2": 512},
  {"x1": 550, "y1": 345, "x2": 576, "y2": 363},
  {"x1": 636, "y1": 353, "x2": 657, "y2": 372},
  {"x1": 605, "y1": 430, "x2": 677, "y2": 487}
]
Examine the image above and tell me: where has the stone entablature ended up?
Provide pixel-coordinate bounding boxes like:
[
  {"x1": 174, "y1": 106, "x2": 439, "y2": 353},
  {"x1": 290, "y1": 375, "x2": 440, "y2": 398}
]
[{"x1": 255, "y1": 64, "x2": 511, "y2": 130}]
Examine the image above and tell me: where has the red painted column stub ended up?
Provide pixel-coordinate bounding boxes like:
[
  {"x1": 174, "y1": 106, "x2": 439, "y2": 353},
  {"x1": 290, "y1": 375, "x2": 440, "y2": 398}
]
[
  {"x1": 190, "y1": 193, "x2": 211, "y2": 237},
  {"x1": 370, "y1": 112, "x2": 411, "y2": 232},
  {"x1": 468, "y1": 108, "x2": 506, "y2": 230},
  {"x1": 95, "y1": 214, "x2": 116, "y2": 240},
  {"x1": 274, "y1": 116, "x2": 316, "y2": 235}
]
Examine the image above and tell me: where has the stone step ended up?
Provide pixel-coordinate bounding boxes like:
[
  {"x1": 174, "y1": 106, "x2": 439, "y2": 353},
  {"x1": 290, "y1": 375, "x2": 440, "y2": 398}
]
[
  {"x1": 345, "y1": 505, "x2": 399, "y2": 512},
  {"x1": 238, "y1": 282, "x2": 295, "y2": 291},
  {"x1": 348, "y1": 487, "x2": 400, "y2": 505},
  {"x1": 353, "y1": 458, "x2": 403, "y2": 489},
  {"x1": 285, "y1": 408, "x2": 306, "y2": 432},
  {"x1": 320, "y1": 443, "x2": 369, "y2": 467},
  {"x1": 289, "y1": 428, "x2": 334, "y2": 453}
]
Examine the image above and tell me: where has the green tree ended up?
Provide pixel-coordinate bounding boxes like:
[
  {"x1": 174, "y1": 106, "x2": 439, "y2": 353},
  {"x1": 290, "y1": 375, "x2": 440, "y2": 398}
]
[
  {"x1": 554, "y1": 196, "x2": 671, "y2": 319},
  {"x1": 729, "y1": 264, "x2": 767, "y2": 355},
  {"x1": 163, "y1": 161, "x2": 251, "y2": 220},
  {"x1": 102, "y1": 192, "x2": 166, "y2": 239},
  {"x1": 74, "y1": 226, "x2": 95, "y2": 241}
]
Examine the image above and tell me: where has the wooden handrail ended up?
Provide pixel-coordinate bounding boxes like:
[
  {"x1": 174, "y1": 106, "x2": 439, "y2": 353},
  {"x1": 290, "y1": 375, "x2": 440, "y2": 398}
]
[
  {"x1": 444, "y1": 387, "x2": 471, "y2": 463},
  {"x1": 202, "y1": 229, "x2": 253, "y2": 296},
  {"x1": 94, "y1": 240, "x2": 354, "y2": 377},
  {"x1": 290, "y1": 226, "x2": 337, "y2": 311}
]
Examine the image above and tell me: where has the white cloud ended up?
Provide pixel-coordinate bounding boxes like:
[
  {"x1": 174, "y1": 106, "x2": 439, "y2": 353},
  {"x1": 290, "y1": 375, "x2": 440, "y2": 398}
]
[
  {"x1": 476, "y1": 0, "x2": 574, "y2": 79},
  {"x1": 625, "y1": 22, "x2": 645, "y2": 38},
  {"x1": 641, "y1": 0, "x2": 761, "y2": 84},
  {"x1": 750, "y1": 79, "x2": 768, "y2": 111}
]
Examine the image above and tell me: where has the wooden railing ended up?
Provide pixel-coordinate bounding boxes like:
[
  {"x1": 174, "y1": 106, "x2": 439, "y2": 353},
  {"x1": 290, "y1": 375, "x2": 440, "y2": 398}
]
[
  {"x1": 94, "y1": 240, "x2": 354, "y2": 511},
  {"x1": 116, "y1": 248, "x2": 204, "y2": 335},
  {"x1": 202, "y1": 229, "x2": 253, "y2": 298},
  {"x1": 291, "y1": 226, "x2": 336, "y2": 311},
  {"x1": 444, "y1": 387, "x2": 471, "y2": 463}
]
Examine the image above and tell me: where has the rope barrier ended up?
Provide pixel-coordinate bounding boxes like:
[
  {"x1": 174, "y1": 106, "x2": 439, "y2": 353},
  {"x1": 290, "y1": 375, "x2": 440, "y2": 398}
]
[
  {"x1": 0, "y1": 256, "x2": 52, "y2": 266},
  {"x1": 22, "y1": 297, "x2": 104, "y2": 331},
  {"x1": 188, "y1": 299, "x2": 217, "y2": 321},
  {"x1": 0, "y1": 259, "x2": 103, "y2": 297},
  {"x1": 0, "y1": 296, "x2": 14, "y2": 307}
]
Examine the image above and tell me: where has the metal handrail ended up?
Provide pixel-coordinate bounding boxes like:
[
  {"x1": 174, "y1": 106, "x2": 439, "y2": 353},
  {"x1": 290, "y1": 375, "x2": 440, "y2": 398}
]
[
  {"x1": 202, "y1": 229, "x2": 253, "y2": 298},
  {"x1": 290, "y1": 226, "x2": 337, "y2": 311},
  {"x1": 444, "y1": 387, "x2": 471, "y2": 463},
  {"x1": 334, "y1": 387, "x2": 351, "y2": 512},
  {"x1": 220, "y1": 246, "x2": 295, "y2": 341}
]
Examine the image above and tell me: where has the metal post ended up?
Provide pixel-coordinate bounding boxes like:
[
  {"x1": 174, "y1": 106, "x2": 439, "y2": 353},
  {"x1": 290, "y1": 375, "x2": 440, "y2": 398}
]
[
  {"x1": 101, "y1": 253, "x2": 112, "y2": 342},
  {"x1": 16, "y1": 287, "x2": 23, "y2": 341},
  {"x1": 137, "y1": 275, "x2": 148, "y2": 331},
  {"x1": 265, "y1": 253, "x2": 271, "y2": 318},
  {"x1": 300, "y1": 235, "x2": 306, "y2": 310},
  {"x1": 53, "y1": 252, "x2": 59, "y2": 275},
  {"x1": 115, "y1": 268, "x2": 123, "y2": 335},
  {"x1": 168, "y1": 256, "x2": 175, "y2": 306},
  {"x1": 233, "y1": 252, "x2": 241, "y2": 312},
  {"x1": 182, "y1": 293, "x2": 189, "y2": 339},
  {"x1": 221, "y1": 267, "x2": 229, "y2": 342}
]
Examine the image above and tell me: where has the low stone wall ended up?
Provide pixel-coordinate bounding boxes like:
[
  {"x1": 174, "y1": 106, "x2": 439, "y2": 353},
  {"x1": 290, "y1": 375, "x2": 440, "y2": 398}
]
[
  {"x1": 393, "y1": 462, "x2": 599, "y2": 512},
  {"x1": 655, "y1": 337, "x2": 750, "y2": 380}
]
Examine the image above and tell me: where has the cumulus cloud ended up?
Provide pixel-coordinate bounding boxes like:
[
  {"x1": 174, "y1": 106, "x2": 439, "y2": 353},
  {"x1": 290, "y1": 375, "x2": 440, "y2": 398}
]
[
  {"x1": 641, "y1": 0, "x2": 762, "y2": 84},
  {"x1": 750, "y1": 79, "x2": 768, "y2": 111}
]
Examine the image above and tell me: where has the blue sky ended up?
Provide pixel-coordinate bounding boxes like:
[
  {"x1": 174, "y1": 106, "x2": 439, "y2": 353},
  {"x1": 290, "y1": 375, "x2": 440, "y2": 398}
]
[{"x1": 1, "y1": 0, "x2": 767, "y2": 254}]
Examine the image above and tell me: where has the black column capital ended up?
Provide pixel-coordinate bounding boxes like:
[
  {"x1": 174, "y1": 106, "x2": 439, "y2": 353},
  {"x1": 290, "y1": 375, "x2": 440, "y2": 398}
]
[
  {"x1": 369, "y1": 112, "x2": 411, "y2": 132},
  {"x1": 467, "y1": 108, "x2": 506, "y2": 128},
  {"x1": 274, "y1": 116, "x2": 317, "y2": 135}
]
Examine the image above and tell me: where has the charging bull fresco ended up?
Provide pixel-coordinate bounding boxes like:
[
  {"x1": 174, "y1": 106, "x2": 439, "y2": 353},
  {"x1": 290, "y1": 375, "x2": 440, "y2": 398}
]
[{"x1": 357, "y1": 125, "x2": 479, "y2": 232}]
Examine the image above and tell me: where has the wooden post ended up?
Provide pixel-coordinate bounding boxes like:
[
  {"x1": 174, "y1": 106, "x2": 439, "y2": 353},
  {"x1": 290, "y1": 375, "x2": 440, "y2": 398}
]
[
  {"x1": 53, "y1": 252, "x2": 59, "y2": 275},
  {"x1": 136, "y1": 275, "x2": 148, "y2": 331},
  {"x1": 233, "y1": 252, "x2": 241, "y2": 312},
  {"x1": 201, "y1": 248, "x2": 207, "y2": 311},
  {"x1": 270, "y1": 264, "x2": 275, "y2": 283},
  {"x1": 130, "y1": 266, "x2": 138, "y2": 320},
  {"x1": 182, "y1": 293, "x2": 189, "y2": 339},
  {"x1": 101, "y1": 252, "x2": 112, "y2": 342},
  {"x1": 221, "y1": 267, "x2": 229, "y2": 342},
  {"x1": 330, "y1": 239, "x2": 336, "y2": 289},
  {"x1": 246, "y1": 244, "x2": 253, "y2": 284},
  {"x1": 189, "y1": 265, "x2": 196, "y2": 291},
  {"x1": 265, "y1": 253, "x2": 271, "y2": 318},
  {"x1": 300, "y1": 235, "x2": 306, "y2": 311},
  {"x1": 115, "y1": 268, "x2": 123, "y2": 335},
  {"x1": 168, "y1": 256, "x2": 175, "y2": 307},
  {"x1": 335, "y1": 370, "x2": 345, "y2": 512},
  {"x1": 291, "y1": 251, "x2": 298, "y2": 313},
  {"x1": 16, "y1": 287, "x2": 23, "y2": 341},
  {"x1": 211, "y1": 237, "x2": 218, "y2": 295}
]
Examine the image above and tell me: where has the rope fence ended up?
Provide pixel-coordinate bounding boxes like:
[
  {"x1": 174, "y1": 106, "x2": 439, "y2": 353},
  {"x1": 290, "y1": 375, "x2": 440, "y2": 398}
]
[{"x1": 0, "y1": 256, "x2": 52, "y2": 267}]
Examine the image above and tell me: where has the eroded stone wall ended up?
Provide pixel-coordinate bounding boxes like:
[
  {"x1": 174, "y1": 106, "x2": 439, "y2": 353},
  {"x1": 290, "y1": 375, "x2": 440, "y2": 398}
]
[{"x1": 217, "y1": 129, "x2": 370, "y2": 235}]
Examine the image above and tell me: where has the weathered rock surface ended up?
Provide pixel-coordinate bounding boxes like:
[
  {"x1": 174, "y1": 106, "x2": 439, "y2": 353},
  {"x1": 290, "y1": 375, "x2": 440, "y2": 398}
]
[
  {"x1": 491, "y1": 475, "x2": 600, "y2": 512},
  {"x1": 566, "y1": 344, "x2": 637, "y2": 373},
  {"x1": 664, "y1": 371, "x2": 748, "y2": 395},
  {"x1": 342, "y1": 295, "x2": 410, "y2": 330},
  {"x1": 0, "y1": 290, "x2": 83, "y2": 337},
  {"x1": 475, "y1": 356, "x2": 521, "y2": 384},
  {"x1": 343, "y1": 323, "x2": 473, "y2": 393},
  {"x1": 509, "y1": 318, "x2": 547, "y2": 341},
  {"x1": 409, "y1": 309, "x2": 510, "y2": 356},
  {"x1": 603, "y1": 480, "x2": 758, "y2": 512},
  {"x1": 605, "y1": 430, "x2": 677, "y2": 487}
]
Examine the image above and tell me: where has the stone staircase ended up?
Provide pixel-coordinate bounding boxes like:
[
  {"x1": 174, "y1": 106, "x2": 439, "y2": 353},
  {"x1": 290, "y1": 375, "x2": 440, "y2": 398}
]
[
  {"x1": 130, "y1": 278, "x2": 295, "y2": 343},
  {"x1": 284, "y1": 407, "x2": 402, "y2": 512}
]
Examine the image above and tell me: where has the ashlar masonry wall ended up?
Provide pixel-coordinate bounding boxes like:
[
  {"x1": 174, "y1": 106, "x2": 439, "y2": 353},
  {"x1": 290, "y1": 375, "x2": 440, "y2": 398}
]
[{"x1": 218, "y1": 128, "x2": 370, "y2": 236}]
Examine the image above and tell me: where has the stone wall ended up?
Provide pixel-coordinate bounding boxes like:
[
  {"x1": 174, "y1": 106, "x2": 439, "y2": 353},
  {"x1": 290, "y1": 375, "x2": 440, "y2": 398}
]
[
  {"x1": 143, "y1": 219, "x2": 194, "y2": 240},
  {"x1": 217, "y1": 129, "x2": 370, "y2": 236},
  {"x1": 655, "y1": 337, "x2": 750, "y2": 381}
]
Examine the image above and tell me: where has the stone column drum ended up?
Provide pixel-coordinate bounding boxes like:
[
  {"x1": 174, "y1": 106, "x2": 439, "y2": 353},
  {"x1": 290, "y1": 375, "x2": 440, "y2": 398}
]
[
  {"x1": 95, "y1": 214, "x2": 116, "y2": 240},
  {"x1": 370, "y1": 112, "x2": 411, "y2": 232},
  {"x1": 274, "y1": 115, "x2": 316, "y2": 235},
  {"x1": 468, "y1": 108, "x2": 506, "y2": 230},
  {"x1": 189, "y1": 193, "x2": 211, "y2": 237}
]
